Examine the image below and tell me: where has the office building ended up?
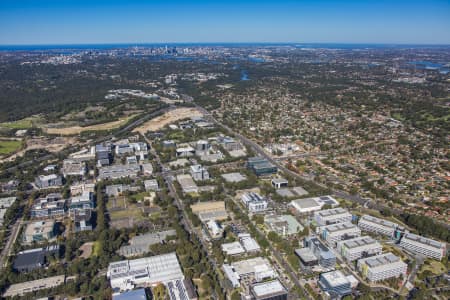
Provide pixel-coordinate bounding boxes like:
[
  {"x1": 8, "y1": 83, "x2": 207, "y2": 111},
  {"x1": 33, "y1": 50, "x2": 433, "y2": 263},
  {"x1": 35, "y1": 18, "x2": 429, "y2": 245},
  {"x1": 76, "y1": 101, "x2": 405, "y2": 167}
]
[
  {"x1": 222, "y1": 257, "x2": 277, "y2": 288},
  {"x1": 190, "y1": 164, "x2": 210, "y2": 181},
  {"x1": 61, "y1": 159, "x2": 86, "y2": 177},
  {"x1": 35, "y1": 174, "x2": 63, "y2": 189},
  {"x1": 69, "y1": 191, "x2": 94, "y2": 212},
  {"x1": 357, "y1": 252, "x2": 407, "y2": 283},
  {"x1": 250, "y1": 279, "x2": 288, "y2": 300},
  {"x1": 31, "y1": 193, "x2": 66, "y2": 218},
  {"x1": 271, "y1": 178, "x2": 288, "y2": 189},
  {"x1": 297, "y1": 236, "x2": 336, "y2": 269},
  {"x1": 112, "y1": 288, "x2": 148, "y2": 300},
  {"x1": 13, "y1": 245, "x2": 60, "y2": 272},
  {"x1": 144, "y1": 179, "x2": 159, "y2": 191},
  {"x1": 222, "y1": 242, "x2": 246, "y2": 256},
  {"x1": 400, "y1": 233, "x2": 446, "y2": 260},
  {"x1": 358, "y1": 215, "x2": 400, "y2": 238},
  {"x1": 247, "y1": 157, "x2": 278, "y2": 176},
  {"x1": 3, "y1": 275, "x2": 65, "y2": 298},
  {"x1": 318, "y1": 270, "x2": 352, "y2": 299},
  {"x1": 336, "y1": 236, "x2": 382, "y2": 262},
  {"x1": 177, "y1": 174, "x2": 198, "y2": 194},
  {"x1": 98, "y1": 164, "x2": 141, "y2": 180},
  {"x1": 241, "y1": 192, "x2": 268, "y2": 213},
  {"x1": 0, "y1": 196, "x2": 16, "y2": 226},
  {"x1": 319, "y1": 222, "x2": 361, "y2": 247},
  {"x1": 314, "y1": 208, "x2": 352, "y2": 226},
  {"x1": 239, "y1": 233, "x2": 261, "y2": 252},
  {"x1": 23, "y1": 220, "x2": 56, "y2": 243}
]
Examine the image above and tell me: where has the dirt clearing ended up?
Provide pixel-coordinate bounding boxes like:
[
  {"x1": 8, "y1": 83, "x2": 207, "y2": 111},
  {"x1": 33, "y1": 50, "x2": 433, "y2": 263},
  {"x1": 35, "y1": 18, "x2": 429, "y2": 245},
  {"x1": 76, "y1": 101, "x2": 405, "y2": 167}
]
[{"x1": 133, "y1": 108, "x2": 203, "y2": 134}]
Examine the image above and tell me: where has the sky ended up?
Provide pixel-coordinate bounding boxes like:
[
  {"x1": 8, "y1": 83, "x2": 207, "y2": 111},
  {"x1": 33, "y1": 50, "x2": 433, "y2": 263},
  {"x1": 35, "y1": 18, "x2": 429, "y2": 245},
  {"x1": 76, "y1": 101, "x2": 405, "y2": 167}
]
[{"x1": 0, "y1": 0, "x2": 449, "y2": 45}]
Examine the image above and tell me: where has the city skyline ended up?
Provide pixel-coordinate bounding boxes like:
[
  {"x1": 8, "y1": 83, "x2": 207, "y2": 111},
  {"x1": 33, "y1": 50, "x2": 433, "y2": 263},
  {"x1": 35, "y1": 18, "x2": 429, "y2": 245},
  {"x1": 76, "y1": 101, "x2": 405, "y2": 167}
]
[{"x1": 1, "y1": 0, "x2": 449, "y2": 45}]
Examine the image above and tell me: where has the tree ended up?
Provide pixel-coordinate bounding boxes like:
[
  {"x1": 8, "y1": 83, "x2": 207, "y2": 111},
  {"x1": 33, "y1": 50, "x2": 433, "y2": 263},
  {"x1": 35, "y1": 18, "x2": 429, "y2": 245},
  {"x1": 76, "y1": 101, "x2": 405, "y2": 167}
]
[
  {"x1": 231, "y1": 290, "x2": 241, "y2": 300},
  {"x1": 153, "y1": 283, "x2": 167, "y2": 300}
]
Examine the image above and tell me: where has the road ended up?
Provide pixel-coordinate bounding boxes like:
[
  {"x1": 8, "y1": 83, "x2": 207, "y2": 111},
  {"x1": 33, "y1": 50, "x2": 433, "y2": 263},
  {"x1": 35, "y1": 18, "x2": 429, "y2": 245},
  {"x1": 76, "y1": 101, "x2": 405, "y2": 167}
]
[{"x1": 0, "y1": 218, "x2": 25, "y2": 268}]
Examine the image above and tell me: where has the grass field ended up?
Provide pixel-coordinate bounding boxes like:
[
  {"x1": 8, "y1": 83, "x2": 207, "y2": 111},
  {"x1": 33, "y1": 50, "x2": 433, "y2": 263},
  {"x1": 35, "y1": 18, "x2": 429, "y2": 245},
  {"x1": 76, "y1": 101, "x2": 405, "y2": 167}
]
[
  {"x1": 0, "y1": 116, "x2": 40, "y2": 129},
  {"x1": 0, "y1": 139, "x2": 22, "y2": 155},
  {"x1": 44, "y1": 114, "x2": 138, "y2": 135}
]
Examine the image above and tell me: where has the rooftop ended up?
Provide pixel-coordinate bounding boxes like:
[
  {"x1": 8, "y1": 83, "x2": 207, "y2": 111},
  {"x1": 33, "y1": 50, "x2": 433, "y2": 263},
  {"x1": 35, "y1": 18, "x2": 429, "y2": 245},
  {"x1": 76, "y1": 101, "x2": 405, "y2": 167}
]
[
  {"x1": 402, "y1": 233, "x2": 445, "y2": 249},
  {"x1": 321, "y1": 270, "x2": 350, "y2": 287},
  {"x1": 252, "y1": 279, "x2": 287, "y2": 297}
]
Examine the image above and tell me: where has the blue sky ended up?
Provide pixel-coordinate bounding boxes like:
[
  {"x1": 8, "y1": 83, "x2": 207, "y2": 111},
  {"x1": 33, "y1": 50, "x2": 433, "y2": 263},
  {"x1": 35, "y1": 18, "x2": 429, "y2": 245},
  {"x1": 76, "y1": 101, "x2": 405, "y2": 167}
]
[{"x1": 0, "y1": 0, "x2": 449, "y2": 45}]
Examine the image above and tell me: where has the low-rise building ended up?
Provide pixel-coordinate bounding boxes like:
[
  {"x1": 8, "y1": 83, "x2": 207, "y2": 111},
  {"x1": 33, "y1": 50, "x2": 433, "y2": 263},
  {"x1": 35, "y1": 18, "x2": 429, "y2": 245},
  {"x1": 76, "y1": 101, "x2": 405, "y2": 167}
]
[
  {"x1": 69, "y1": 191, "x2": 94, "y2": 213},
  {"x1": 107, "y1": 252, "x2": 185, "y2": 292},
  {"x1": 298, "y1": 236, "x2": 336, "y2": 269},
  {"x1": 264, "y1": 214, "x2": 304, "y2": 236},
  {"x1": 239, "y1": 233, "x2": 261, "y2": 252},
  {"x1": 98, "y1": 164, "x2": 141, "y2": 180},
  {"x1": 250, "y1": 279, "x2": 288, "y2": 300},
  {"x1": 190, "y1": 164, "x2": 210, "y2": 181},
  {"x1": 118, "y1": 230, "x2": 177, "y2": 257},
  {"x1": 35, "y1": 174, "x2": 63, "y2": 189},
  {"x1": 13, "y1": 245, "x2": 60, "y2": 272},
  {"x1": 271, "y1": 178, "x2": 288, "y2": 189},
  {"x1": 290, "y1": 195, "x2": 339, "y2": 214},
  {"x1": 247, "y1": 157, "x2": 277, "y2": 176},
  {"x1": 70, "y1": 182, "x2": 95, "y2": 196},
  {"x1": 222, "y1": 241, "x2": 246, "y2": 256},
  {"x1": 358, "y1": 215, "x2": 400, "y2": 238},
  {"x1": 144, "y1": 179, "x2": 159, "y2": 191},
  {"x1": 177, "y1": 174, "x2": 198, "y2": 194},
  {"x1": 222, "y1": 257, "x2": 277, "y2": 288},
  {"x1": 319, "y1": 222, "x2": 361, "y2": 247},
  {"x1": 176, "y1": 146, "x2": 195, "y2": 157},
  {"x1": 61, "y1": 159, "x2": 86, "y2": 177},
  {"x1": 221, "y1": 172, "x2": 247, "y2": 183},
  {"x1": 31, "y1": 193, "x2": 66, "y2": 218},
  {"x1": 318, "y1": 270, "x2": 352, "y2": 299},
  {"x1": 241, "y1": 192, "x2": 268, "y2": 213},
  {"x1": 2, "y1": 275, "x2": 65, "y2": 298},
  {"x1": 73, "y1": 209, "x2": 93, "y2": 232},
  {"x1": 106, "y1": 184, "x2": 133, "y2": 197},
  {"x1": 400, "y1": 233, "x2": 446, "y2": 260},
  {"x1": 357, "y1": 252, "x2": 407, "y2": 283},
  {"x1": 0, "y1": 197, "x2": 16, "y2": 226},
  {"x1": 314, "y1": 208, "x2": 352, "y2": 226},
  {"x1": 191, "y1": 201, "x2": 228, "y2": 222},
  {"x1": 23, "y1": 220, "x2": 56, "y2": 243},
  {"x1": 336, "y1": 236, "x2": 382, "y2": 262}
]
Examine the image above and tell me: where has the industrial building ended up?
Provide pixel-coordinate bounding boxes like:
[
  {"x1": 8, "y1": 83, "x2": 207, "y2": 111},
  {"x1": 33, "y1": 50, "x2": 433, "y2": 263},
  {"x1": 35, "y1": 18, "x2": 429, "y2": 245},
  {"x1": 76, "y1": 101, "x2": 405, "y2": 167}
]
[
  {"x1": 289, "y1": 195, "x2": 339, "y2": 214},
  {"x1": 358, "y1": 215, "x2": 400, "y2": 238},
  {"x1": 177, "y1": 174, "x2": 199, "y2": 194},
  {"x1": 357, "y1": 252, "x2": 407, "y2": 283},
  {"x1": 13, "y1": 245, "x2": 60, "y2": 272},
  {"x1": 2, "y1": 275, "x2": 65, "y2": 298},
  {"x1": 314, "y1": 208, "x2": 352, "y2": 226},
  {"x1": 264, "y1": 214, "x2": 304, "y2": 236},
  {"x1": 190, "y1": 201, "x2": 228, "y2": 222},
  {"x1": 250, "y1": 279, "x2": 288, "y2": 300},
  {"x1": 221, "y1": 241, "x2": 246, "y2": 256},
  {"x1": 144, "y1": 179, "x2": 159, "y2": 191},
  {"x1": 221, "y1": 172, "x2": 247, "y2": 183},
  {"x1": 319, "y1": 222, "x2": 361, "y2": 246},
  {"x1": 107, "y1": 252, "x2": 185, "y2": 292},
  {"x1": 241, "y1": 192, "x2": 268, "y2": 213},
  {"x1": 318, "y1": 270, "x2": 352, "y2": 299},
  {"x1": 400, "y1": 233, "x2": 446, "y2": 260},
  {"x1": 336, "y1": 236, "x2": 382, "y2": 262}
]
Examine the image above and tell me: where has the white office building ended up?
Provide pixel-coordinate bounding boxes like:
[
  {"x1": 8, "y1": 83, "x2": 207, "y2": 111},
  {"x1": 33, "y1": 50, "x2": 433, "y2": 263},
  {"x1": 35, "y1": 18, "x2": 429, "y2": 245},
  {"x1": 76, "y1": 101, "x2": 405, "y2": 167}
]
[
  {"x1": 241, "y1": 192, "x2": 268, "y2": 213},
  {"x1": 107, "y1": 252, "x2": 184, "y2": 291},
  {"x1": 314, "y1": 208, "x2": 352, "y2": 226},
  {"x1": 400, "y1": 233, "x2": 446, "y2": 260},
  {"x1": 336, "y1": 236, "x2": 382, "y2": 262},
  {"x1": 319, "y1": 222, "x2": 361, "y2": 247},
  {"x1": 357, "y1": 252, "x2": 407, "y2": 282},
  {"x1": 358, "y1": 215, "x2": 399, "y2": 238}
]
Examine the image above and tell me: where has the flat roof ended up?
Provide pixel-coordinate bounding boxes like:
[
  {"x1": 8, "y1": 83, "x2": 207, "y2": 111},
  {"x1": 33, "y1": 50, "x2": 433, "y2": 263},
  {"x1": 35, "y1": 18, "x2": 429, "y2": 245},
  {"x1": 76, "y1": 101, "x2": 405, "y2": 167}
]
[
  {"x1": 222, "y1": 242, "x2": 245, "y2": 255},
  {"x1": 252, "y1": 279, "x2": 287, "y2": 297},
  {"x1": 321, "y1": 270, "x2": 349, "y2": 287},
  {"x1": 323, "y1": 222, "x2": 358, "y2": 233},
  {"x1": 360, "y1": 215, "x2": 398, "y2": 228},
  {"x1": 316, "y1": 208, "x2": 350, "y2": 217},
  {"x1": 231, "y1": 257, "x2": 272, "y2": 276},
  {"x1": 113, "y1": 289, "x2": 147, "y2": 300},
  {"x1": 402, "y1": 233, "x2": 445, "y2": 249},
  {"x1": 339, "y1": 236, "x2": 378, "y2": 249},
  {"x1": 3, "y1": 275, "x2": 65, "y2": 297},
  {"x1": 221, "y1": 172, "x2": 247, "y2": 183},
  {"x1": 291, "y1": 198, "x2": 321, "y2": 209},
  {"x1": 295, "y1": 248, "x2": 318, "y2": 263}
]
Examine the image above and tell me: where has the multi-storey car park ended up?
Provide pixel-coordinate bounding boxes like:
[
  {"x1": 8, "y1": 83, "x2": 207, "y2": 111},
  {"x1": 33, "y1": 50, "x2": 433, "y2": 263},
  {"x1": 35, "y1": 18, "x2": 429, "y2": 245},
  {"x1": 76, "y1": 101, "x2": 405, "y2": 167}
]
[
  {"x1": 399, "y1": 233, "x2": 446, "y2": 260},
  {"x1": 336, "y1": 236, "x2": 383, "y2": 262},
  {"x1": 314, "y1": 207, "x2": 353, "y2": 226},
  {"x1": 357, "y1": 252, "x2": 407, "y2": 283},
  {"x1": 357, "y1": 215, "x2": 401, "y2": 238},
  {"x1": 319, "y1": 222, "x2": 361, "y2": 247}
]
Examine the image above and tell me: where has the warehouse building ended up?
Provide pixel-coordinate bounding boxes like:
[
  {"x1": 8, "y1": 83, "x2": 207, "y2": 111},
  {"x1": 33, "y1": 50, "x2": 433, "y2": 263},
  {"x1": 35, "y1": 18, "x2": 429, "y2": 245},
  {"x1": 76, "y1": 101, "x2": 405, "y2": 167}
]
[
  {"x1": 400, "y1": 233, "x2": 446, "y2": 260},
  {"x1": 107, "y1": 252, "x2": 185, "y2": 292},
  {"x1": 357, "y1": 252, "x2": 407, "y2": 283},
  {"x1": 13, "y1": 245, "x2": 60, "y2": 272},
  {"x1": 2, "y1": 275, "x2": 65, "y2": 298},
  {"x1": 177, "y1": 174, "x2": 198, "y2": 194},
  {"x1": 290, "y1": 196, "x2": 339, "y2": 214},
  {"x1": 314, "y1": 208, "x2": 352, "y2": 226},
  {"x1": 190, "y1": 201, "x2": 228, "y2": 222},
  {"x1": 336, "y1": 236, "x2": 382, "y2": 262},
  {"x1": 358, "y1": 215, "x2": 400, "y2": 238},
  {"x1": 319, "y1": 222, "x2": 361, "y2": 247}
]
